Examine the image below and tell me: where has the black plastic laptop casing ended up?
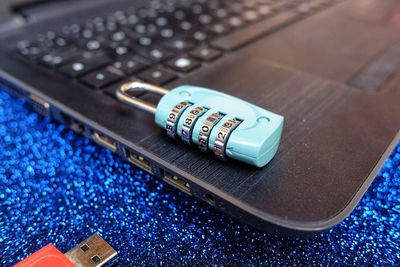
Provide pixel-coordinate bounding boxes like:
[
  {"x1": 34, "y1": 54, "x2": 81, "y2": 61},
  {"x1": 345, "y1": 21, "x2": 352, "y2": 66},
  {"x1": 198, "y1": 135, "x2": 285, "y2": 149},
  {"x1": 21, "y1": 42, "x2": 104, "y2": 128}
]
[{"x1": 0, "y1": 0, "x2": 399, "y2": 236}]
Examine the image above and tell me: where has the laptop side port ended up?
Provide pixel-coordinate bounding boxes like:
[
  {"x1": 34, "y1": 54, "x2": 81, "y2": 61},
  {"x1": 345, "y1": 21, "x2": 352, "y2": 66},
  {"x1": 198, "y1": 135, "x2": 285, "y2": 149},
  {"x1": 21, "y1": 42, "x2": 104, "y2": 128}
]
[
  {"x1": 163, "y1": 171, "x2": 192, "y2": 195},
  {"x1": 91, "y1": 131, "x2": 117, "y2": 152},
  {"x1": 27, "y1": 94, "x2": 50, "y2": 116},
  {"x1": 124, "y1": 148, "x2": 153, "y2": 174},
  {"x1": 59, "y1": 112, "x2": 85, "y2": 134},
  {"x1": 69, "y1": 118, "x2": 85, "y2": 134}
]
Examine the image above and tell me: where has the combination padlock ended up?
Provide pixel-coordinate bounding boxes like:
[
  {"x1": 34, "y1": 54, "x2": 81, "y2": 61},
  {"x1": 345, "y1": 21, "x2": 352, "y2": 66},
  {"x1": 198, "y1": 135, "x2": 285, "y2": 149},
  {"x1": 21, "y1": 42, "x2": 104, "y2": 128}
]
[{"x1": 116, "y1": 82, "x2": 284, "y2": 167}]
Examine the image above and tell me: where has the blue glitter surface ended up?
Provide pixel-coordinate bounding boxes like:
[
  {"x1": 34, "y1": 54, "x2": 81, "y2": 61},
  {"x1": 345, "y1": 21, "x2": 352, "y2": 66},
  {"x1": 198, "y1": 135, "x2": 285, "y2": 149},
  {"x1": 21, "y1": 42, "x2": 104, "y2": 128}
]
[{"x1": 0, "y1": 89, "x2": 399, "y2": 266}]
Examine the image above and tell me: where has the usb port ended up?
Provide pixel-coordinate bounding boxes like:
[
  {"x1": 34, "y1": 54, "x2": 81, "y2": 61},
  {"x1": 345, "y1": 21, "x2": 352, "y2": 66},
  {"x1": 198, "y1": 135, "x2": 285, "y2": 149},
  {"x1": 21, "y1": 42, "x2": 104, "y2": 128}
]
[
  {"x1": 59, "y1": 112, "x2": 84, "y2": 134},
  {"x1": 92, "y1": 131, "x2": 117, "y2": 152},
  {"x1": 163, "y1": 171, "x2": 191, "y2": 195},
  {"x1": 27, "y1": 94, "x2": 50, "y2": 116},
  {"x1": 70, "y1": 118, "x2": 85, "y2": 134},
  {"x1": 29, "y1": 94, "x2": 50, "y2": 110},
  {"x1": 125, "y1": 148, "x2": 153, "y2": 174}
]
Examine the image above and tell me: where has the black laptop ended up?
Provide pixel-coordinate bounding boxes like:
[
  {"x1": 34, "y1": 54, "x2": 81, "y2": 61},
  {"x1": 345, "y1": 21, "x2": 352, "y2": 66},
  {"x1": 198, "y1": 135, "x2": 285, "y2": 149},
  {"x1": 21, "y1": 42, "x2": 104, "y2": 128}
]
[{"x1": 0, "y1": 0, "x2": 399, "y2": 236}]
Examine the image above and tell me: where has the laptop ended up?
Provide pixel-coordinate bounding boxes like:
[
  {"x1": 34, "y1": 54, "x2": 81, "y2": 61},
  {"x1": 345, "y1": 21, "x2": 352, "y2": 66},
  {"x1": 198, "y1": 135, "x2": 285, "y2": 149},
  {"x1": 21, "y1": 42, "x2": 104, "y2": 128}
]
[{"x1": 0, "y1": 0, "x2": 399, "y2": 236}]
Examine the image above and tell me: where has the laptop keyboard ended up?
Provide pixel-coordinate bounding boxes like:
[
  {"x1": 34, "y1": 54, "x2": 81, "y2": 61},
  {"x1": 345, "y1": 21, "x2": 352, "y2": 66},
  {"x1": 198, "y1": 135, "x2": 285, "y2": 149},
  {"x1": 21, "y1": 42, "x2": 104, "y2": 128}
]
[{"x1": 15, "y1": 0, "x2": 340, "y2": 97}]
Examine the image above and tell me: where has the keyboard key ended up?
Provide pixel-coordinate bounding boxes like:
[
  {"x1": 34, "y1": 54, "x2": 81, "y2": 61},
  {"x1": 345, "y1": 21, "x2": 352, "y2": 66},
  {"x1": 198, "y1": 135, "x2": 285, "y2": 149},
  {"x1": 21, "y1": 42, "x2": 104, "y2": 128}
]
[
  {"x1": 81, "y1": 28, "x2": 94, "y2": 39},
  {"x1": 39, "y1": 48, "x2": 81, "y2": 68},
  {"x1": 173, "y1": 9, "x2": 186, "y2": 20},
  {"x1": 165, "y1": 56, "x2": 200, "y2": 73},
  {"x1": 164, "y1": 38, "x2": 195, "y2": 51},
  {"x1": 112, "y1": 56, "x2": 148, "y2": 75},
  {"x1": 198, "y1": 14, "x2": 213, "y2": 25},
  {"x1": 39, "y1": 54, "x2": 64, "y2": 67},
  {"x1": 110, "y1": 31, "x2": 127, "y2": 42},
  {"x1": 227, "y1": 16, "x2": 244, "y2": 28},
  {"x1": 214, "y1": 8, "x2": 229, "y2": 19},
  {"x1": 192, "y1": 30, "x2": 210, "y2": 42},
  {"x1": 59, "y1": 55, "x2": 111, "y2": 78},
  {"x1": 211, "y1": 11, "x2": 300, "y2": 51},
  {"x1": 189, "y1": 47, "x2": 222, "y2": 62},
  {"x1": 228, "y1": 3, "x2": 245, "y2": 14},
  {"x1": 18, "y1": 44, "x2": 44, "y2": 58},
  {"x1": 242, "y1": 10, "x2": 260, "y2": 22},
  {"x1": 137, "y1": 67, "x2": 177, "y2": 85},
  {"x1": 80, "y1": 68, "x2": 121, "y2": 89},
  {"x1": 114, "y1": 45, "x2": 130, "y2": 56},
  {"x1": 16, "y1": 40, "x2": 31, "y2": 50},
  {"x1": 209, "y1": 23, "x2": 231, "y2": 35},
  {"x1": 108, "y1": 42, "x2": 131, "y2": 56},
  {"x1": 191, "y1": 4, "x2": 204, "y2": 15},
  {"x1": 155, "y1": 17, "x2": 168, "y2": 27},
  {"x1": 85, "y1": 40, "x2": 102, "y2": 51},
  {"x1": 160, "y1": 28, "x2": 175, "y2": 39},
  {"x1": 258, "y1": 5, "x2": 272, "y2": 16},
  {"x1": 138, "y1": 36, "x2": 153, "y2": 47},
  {"x1": 180, "y1": 21, "x2": 194, "y2": 31},
  {"x1": 54, "y1": 37, "x2": 68, "y2": 47},
  {"x1": 143, "y1": 48, "x2": 174, "y2": 62}
]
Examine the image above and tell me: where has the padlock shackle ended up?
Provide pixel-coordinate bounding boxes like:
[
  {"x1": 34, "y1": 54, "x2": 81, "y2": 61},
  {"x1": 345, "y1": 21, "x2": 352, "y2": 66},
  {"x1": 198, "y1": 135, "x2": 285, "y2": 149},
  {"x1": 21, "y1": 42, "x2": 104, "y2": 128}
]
[{"x1": 116, "y1": 81, "x2": 169, "y2": 115}]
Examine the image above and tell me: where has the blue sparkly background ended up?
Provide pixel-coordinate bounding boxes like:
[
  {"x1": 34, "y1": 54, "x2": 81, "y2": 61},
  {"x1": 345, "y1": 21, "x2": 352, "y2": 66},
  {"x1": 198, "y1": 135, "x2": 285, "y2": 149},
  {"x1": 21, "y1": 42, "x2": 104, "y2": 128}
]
[{"x1": 0, "y1": 89, "x2": 399, "y2": 266}]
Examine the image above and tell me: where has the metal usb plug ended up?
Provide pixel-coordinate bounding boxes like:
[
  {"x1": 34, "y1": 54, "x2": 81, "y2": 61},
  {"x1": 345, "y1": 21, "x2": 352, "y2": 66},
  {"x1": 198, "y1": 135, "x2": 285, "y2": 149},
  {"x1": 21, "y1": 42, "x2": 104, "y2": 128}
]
[{"x1": 64, "y1": 234, "x2": 117, "y2": 267}]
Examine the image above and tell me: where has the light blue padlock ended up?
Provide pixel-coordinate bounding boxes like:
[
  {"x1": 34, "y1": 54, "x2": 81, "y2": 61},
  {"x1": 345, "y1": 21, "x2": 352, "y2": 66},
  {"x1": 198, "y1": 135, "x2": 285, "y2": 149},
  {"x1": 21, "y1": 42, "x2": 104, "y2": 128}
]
[{"x1": 117, "y1": 82, "x2": 284, "y2": 167}]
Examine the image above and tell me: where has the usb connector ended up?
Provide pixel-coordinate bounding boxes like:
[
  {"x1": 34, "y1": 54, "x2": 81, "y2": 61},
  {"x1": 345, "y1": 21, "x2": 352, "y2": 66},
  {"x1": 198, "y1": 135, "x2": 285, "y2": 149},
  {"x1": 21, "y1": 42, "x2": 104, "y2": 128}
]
[
  {"x1": 65, "y1": 234, "x2": 117, "y2": 267},
  {"x1": 15, "y1": 234, "x2": 117, "y2": 267}
]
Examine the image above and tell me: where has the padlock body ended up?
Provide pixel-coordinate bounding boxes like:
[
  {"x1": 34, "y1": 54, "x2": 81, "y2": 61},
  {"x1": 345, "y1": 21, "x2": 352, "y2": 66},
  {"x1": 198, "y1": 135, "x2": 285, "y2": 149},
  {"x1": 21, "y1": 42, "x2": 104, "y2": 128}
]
[{"x1": 155, "y1": 85, "x2": 284, "y2": 167}]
